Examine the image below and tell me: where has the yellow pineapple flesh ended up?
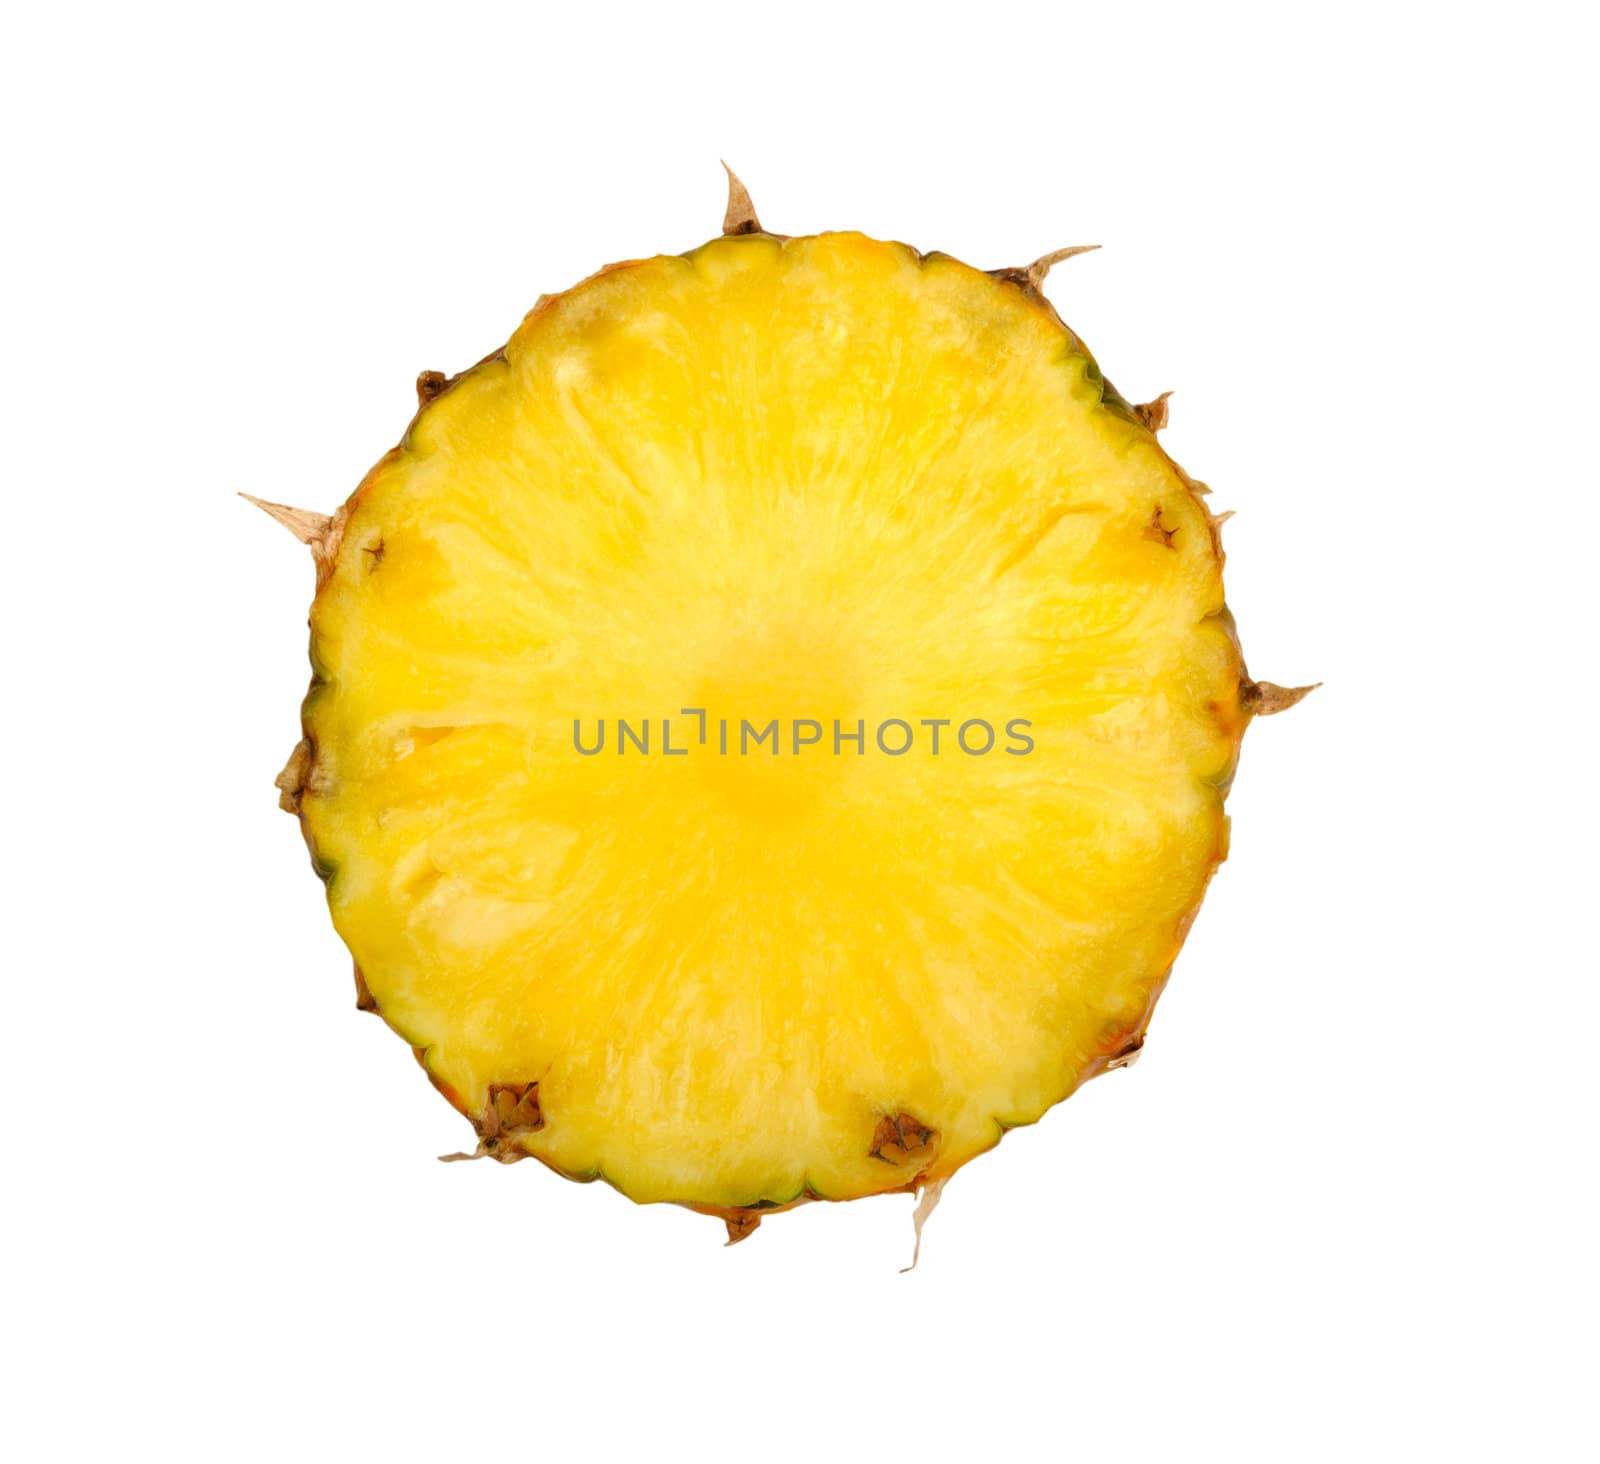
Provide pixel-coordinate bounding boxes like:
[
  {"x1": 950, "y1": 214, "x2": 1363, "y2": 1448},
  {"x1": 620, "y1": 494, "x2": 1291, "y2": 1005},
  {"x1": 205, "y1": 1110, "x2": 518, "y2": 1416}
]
[{"x1": 266, "y1": 191, "x2": 1301, "y2": 1237}]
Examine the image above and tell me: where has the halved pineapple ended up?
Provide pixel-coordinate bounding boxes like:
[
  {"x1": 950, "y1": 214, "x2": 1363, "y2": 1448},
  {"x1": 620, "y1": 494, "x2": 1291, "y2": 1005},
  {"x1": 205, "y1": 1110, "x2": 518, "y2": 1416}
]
[{"x1": 260, "y1": 177, "x2": 1306, "y2": 1242}]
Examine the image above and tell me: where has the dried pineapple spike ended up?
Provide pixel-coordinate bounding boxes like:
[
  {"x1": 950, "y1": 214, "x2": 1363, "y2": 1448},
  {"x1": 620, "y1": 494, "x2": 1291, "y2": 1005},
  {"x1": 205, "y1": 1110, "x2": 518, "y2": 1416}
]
[
  {"x1": 988, "y1": 244, "x2": 1100, "y2": 291},
  {"x1": 274, "y1": 737, "x2": 312, "y2": 814},
  {"x1": 1106, "y1": 1037, "x2": 1144, "y2": 1071},
  {"x1": 1025, "y1": 243, "x2": 1100, "y2": 288},
  {"x1": 900, "y1": 1178, "x2": 948, "y2": 1273},
  {"x1": 352, "y1": 964, "x2": 380, "y2": 1014},
  {"x1": 240, "y1": 493, "x2": 332, "y2": 546},
  {"x1": 1244, "y1": 680, "x2": 1321, "y2": 716},
  {"x1": 1135, "y1": 391, "x2": 1174, "y2": 433},
  {"x1": 721, "y1": 162, "x2": 762, "y2": 236}
]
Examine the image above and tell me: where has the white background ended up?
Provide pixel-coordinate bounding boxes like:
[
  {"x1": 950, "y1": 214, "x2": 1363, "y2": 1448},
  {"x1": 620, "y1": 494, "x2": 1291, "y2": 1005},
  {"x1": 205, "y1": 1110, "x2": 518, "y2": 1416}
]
[{"x1": 4, "y1": 4, "x2": 1595, "y2": 1460}]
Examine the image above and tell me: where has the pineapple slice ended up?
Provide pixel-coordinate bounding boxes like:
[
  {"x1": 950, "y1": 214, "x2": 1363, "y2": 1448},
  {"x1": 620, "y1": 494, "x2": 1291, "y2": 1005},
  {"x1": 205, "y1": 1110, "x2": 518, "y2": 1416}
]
[{"x1": 263, "y1": 183, "x2": 1305, "y2": 1239}]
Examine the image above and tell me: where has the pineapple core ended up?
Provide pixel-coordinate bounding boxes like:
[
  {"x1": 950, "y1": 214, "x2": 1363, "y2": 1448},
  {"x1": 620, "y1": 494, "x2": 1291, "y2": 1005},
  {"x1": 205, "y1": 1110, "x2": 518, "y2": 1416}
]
[{"x1": 293, "y1": 230, "x2": 1244, "y2": 1215}]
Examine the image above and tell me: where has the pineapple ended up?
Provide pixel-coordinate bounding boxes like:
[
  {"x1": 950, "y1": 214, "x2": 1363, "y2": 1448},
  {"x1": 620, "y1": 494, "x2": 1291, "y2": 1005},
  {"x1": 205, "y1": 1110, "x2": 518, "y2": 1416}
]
[{"x1": 255, "y1": 172, "x2": 1309, "y2": 1245}]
